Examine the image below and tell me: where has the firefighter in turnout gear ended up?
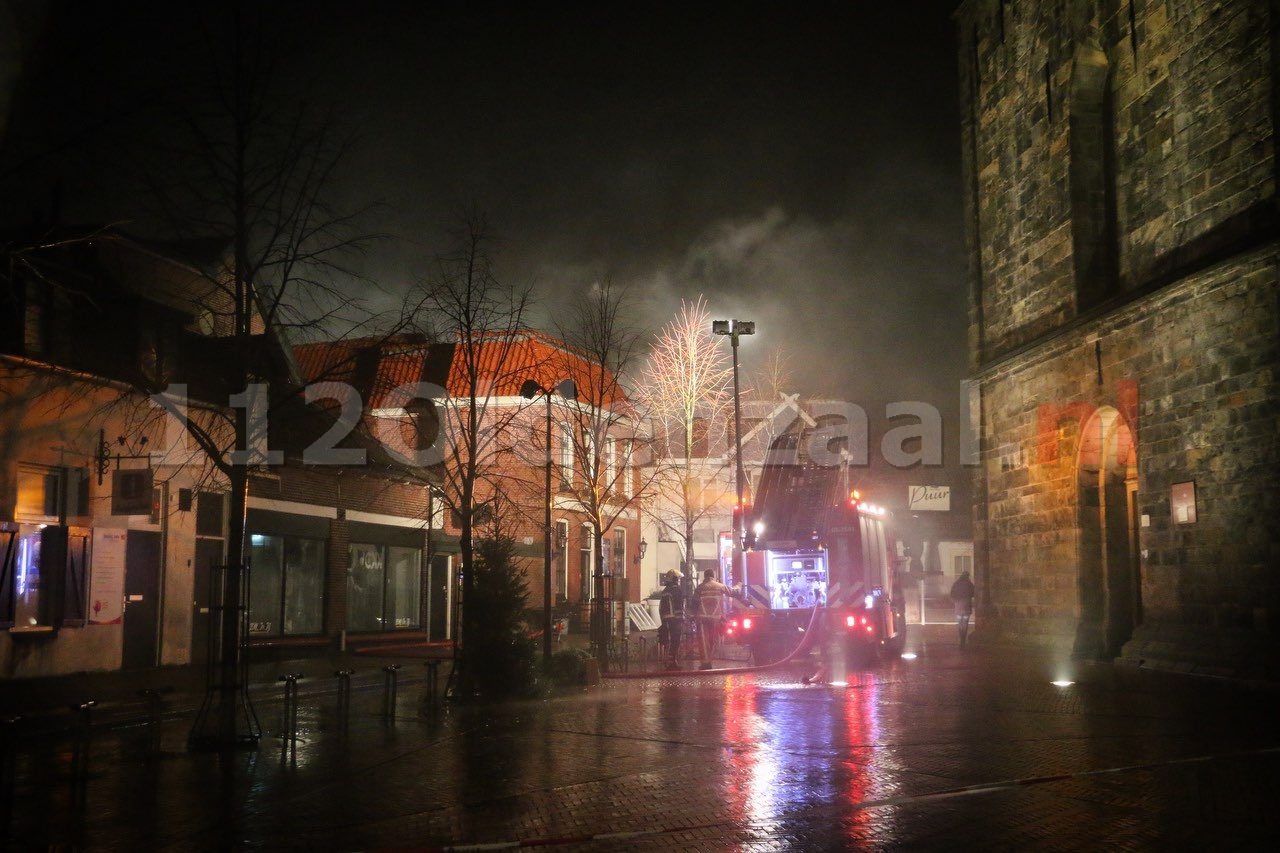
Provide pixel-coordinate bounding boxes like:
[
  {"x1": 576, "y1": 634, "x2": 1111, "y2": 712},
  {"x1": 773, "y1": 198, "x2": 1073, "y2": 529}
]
[
  {"x1": 694, "y1": 569, "x2": 729, "y2": 669},
  {"x1": 658, "y1": 569, "x2": 686, "y2": 669}
]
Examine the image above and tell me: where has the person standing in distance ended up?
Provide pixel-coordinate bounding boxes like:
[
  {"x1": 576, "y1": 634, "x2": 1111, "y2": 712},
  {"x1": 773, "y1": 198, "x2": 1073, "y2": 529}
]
[
  {"x1": 658, "y1": 569, "x2": 686, "y2": 669},
  {"x1": 693, "y1": 569, "x2": 729, "y2": 669},
  {"x1": 950, "y1": 570, "x2": 975, "y2": 647}
]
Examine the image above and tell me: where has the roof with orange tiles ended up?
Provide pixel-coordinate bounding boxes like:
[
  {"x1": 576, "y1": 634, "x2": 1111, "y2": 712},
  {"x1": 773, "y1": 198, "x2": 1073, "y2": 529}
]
[{"x1": 295, "y1": 331, "x2": 630, "y2": 410}]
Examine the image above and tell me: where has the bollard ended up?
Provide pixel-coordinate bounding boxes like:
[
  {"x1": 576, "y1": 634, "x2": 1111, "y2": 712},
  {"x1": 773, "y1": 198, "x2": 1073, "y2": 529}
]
[
  {"x1": 422, "y1": 660, "x2": 442, "y2": 708},
  {"x1": 382, "y1": 665, "x2": 401, "y2": 719},
  {"x1": 137, "y1": 687, "x2": 172, "y2": 757},
  {"x1": 278, "y1": 674, "x2": 303, "y2": 760},
  {"x1": 334, "y1": 669, "x2": 355, "y2": 727},
  {"x1": 2, "y1": 715, "x2": 20, "y2": 831},
  {"x1": 70, "y1": 700, "x2": 96, "y2": 795}
]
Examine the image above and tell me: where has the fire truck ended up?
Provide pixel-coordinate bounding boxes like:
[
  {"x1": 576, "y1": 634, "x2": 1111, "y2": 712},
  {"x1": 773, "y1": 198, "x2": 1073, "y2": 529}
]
[{"x1": 728, "y1": 453, "x2": 905, "y2": 667}]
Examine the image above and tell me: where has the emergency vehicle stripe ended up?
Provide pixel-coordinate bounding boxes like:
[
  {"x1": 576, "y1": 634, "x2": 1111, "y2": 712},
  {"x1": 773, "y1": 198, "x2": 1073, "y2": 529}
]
[
  {"x1": 828, "y1": 581, "x2": 843, "y2": 607},
  {"x1": 747, "y1": 584, "x2": 770, "y2": 608}
]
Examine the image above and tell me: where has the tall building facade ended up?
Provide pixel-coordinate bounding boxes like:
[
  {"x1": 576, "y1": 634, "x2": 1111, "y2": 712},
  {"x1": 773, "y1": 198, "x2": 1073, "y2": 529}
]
[{"x1": 958, "y1": 0, "x2": 1279, "y2": 675}]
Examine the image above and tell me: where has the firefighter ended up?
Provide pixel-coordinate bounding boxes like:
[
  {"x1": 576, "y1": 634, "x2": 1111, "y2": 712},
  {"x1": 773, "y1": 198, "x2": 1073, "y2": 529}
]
[
  {"x1": 658, "y1": 569, "x2": 686, "y2": 669},
  {"x1": 694, "y1": 569, "x2": 729, "y2": 669}
]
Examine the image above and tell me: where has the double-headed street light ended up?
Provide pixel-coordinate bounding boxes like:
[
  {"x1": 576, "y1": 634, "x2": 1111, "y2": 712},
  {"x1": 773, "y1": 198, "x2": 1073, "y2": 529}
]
[
  {"x1": 712, "y1": 319, "x2": 754, "y2": 590},
  {"x1": 521, "y1": 377, "x2": 576, "y2": 663}
]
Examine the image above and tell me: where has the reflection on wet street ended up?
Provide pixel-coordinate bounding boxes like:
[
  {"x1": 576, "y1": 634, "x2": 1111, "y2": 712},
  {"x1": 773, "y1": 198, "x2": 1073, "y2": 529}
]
[{"x1": 5, "y1": 628, "x2": 1280, "y2": 851}]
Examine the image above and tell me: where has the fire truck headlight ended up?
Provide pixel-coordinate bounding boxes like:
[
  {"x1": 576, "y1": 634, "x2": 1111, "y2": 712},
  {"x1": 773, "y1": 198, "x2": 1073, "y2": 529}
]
[
  {"x1": 844, "y1": 615, "x2": 856, "y2": 629},
  {"x1": 864, "y1": 594, "x2": 874, "y2": 609},
  {"x1": 742, "y1": 617, "x2": 753, "y2": 631}
]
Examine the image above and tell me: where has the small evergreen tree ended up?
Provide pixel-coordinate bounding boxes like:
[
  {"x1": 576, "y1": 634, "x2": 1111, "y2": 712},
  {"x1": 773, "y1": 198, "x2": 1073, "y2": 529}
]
[{"x1": 463, "y1": 536, "x2": 539, "y2": 700}]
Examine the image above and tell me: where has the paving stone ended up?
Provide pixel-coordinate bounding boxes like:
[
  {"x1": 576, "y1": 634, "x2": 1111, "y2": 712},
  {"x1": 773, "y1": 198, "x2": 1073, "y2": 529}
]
[{"x1": 2, "y1": 627, "x2": 1278, "y2": 850}]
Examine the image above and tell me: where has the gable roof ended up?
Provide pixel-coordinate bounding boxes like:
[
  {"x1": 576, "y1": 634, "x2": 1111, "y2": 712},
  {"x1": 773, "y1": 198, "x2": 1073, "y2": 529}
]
[{"x1": 295, "y1": 331, "x2": 630, "y2": 411}]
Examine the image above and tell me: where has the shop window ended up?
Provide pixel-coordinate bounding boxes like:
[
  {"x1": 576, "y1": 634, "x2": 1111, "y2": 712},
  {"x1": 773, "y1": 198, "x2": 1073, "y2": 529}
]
[
  {"x1": 5, "y1": 465, "x2": 89, "y2": 632},
  {"x1": 2, "y1": 525, "x2": 83, "y2": 631},
  {"x1": 248, "y1": 534, "x2": 325, "y2": 636},
  {"x1": 348, "y1": 542, "x2": 422, "y2": 631}
]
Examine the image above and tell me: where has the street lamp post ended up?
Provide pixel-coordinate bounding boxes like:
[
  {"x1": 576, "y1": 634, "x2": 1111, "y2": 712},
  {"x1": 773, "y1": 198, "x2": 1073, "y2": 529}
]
[
  {"x1": 521, "y1": 378, "x2": 576, "y2": 664},
  {"x1": 712, "y1": 319, "x2": 754, "y2": 590}
]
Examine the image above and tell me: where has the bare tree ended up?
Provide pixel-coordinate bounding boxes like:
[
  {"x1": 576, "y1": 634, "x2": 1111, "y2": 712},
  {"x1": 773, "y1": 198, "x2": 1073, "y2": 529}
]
[
  {"x1": 638, "y1": 296, "x2": 734, "y2": 583},
  {"x1": 405, "y1": 211, "x2": 536, "y2": 693},
  {"x1": 1, "y1": 3, "x2": 396, "y2": 744},
  {"x1": 552, "y1": 280, "x2": 659, "y2": 667},
  {"x1": 749, "y1": 346, "x2": 796, "y2": 406},
  {"x1": 129, "y1": 5, "x2": 383, "y2": 748}
]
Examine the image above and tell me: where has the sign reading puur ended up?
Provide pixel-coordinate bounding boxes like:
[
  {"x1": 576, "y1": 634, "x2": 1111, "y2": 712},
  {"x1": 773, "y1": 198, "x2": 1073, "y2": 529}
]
[{"x1": 908, "y1": 485, "x2": 950, "y2": 512}]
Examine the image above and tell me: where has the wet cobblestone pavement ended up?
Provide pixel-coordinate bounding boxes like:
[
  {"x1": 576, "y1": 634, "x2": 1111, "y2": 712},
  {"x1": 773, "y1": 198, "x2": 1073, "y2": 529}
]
[{"x1": 4, "y1": 627, "x2": 1279, "y2": 851}]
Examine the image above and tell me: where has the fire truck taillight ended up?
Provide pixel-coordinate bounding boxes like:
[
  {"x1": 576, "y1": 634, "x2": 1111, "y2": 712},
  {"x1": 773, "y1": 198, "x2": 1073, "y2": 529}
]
[
  {"x1": 741, "y1": 617, "x2": 753, "y2": 631},
  {"x1": 845, "y1": 615, "x2": 856, "y2": 629}
]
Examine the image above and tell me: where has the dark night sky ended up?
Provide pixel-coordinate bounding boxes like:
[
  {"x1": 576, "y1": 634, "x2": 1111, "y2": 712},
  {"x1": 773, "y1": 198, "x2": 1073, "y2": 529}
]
[{"x1": 3, "y1": 1, "x2": 966, "y2": 429}]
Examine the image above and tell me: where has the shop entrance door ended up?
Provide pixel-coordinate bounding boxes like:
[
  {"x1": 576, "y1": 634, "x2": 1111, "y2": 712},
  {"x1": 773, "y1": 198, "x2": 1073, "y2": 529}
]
[{"x1": 123, "y1": 531, "x2": 162, "y2": 669}]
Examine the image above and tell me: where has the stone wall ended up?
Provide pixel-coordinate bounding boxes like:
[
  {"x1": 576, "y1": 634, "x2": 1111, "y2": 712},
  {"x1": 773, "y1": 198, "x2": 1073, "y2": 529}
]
[
  {"x1": 960, "y1": 0, "x2": 1275, "y2": 361},
  {"x1": 959, "y1": 0, "x2": 1280, "y2": 676}
]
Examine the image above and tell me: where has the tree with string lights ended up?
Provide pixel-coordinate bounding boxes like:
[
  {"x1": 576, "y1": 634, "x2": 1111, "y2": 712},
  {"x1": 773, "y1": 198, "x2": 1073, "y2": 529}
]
[{"x1": 638, "y1": 297, "x2": 735, "y2": 589}]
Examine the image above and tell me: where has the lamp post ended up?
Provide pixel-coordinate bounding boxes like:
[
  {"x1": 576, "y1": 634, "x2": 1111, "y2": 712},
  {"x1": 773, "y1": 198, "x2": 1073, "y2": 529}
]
[
  {"x1": 521, "y1": 377, "x2": 576, "y2": 663},
  {"x1": 712, "y1": 319, "x2": 754, "y2": 589}
]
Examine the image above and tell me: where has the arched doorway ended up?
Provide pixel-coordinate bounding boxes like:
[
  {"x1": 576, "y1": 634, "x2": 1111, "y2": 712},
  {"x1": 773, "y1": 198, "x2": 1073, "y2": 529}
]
[{"x1": 1073, "y1": 407, "x2": 1139, "y2": 658}]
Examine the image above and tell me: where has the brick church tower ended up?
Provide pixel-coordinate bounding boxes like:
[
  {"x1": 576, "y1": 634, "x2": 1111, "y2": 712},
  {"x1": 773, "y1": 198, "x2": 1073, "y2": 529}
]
[{"x1": 956, "y1": 0, "x2": 1279, "y2": 676}]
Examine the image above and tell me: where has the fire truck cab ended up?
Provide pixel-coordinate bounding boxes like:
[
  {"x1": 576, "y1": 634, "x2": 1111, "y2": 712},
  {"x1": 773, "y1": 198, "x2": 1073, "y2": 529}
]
[{"x1": 729, "y1": 458, "x2": 904, "y2": 667}]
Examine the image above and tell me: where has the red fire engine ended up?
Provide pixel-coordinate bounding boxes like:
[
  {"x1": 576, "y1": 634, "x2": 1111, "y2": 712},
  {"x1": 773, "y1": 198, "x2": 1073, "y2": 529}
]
[{"x1": 727, "y1": 457, "x2": 905, "y2": 667}]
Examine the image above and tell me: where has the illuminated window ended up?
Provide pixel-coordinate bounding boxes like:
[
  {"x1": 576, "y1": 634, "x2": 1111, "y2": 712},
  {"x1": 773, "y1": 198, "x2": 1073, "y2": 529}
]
[
  {"x1": 2, "y1": 524, "x2": 85, "y2": 631},
  {"x1": 6, "y1": 466, "x2": 92, "y2": 631},
  {"x1": 15, "y1": 466, "x2": 62, "y2": 522}
]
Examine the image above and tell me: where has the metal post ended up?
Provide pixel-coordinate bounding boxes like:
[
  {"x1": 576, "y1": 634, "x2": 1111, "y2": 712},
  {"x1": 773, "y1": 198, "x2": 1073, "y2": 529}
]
[
  {"x1": 422, "y1": 660, "x2": 442, "y2": 708},
  {"x1": 138, "y1": 688, "x2": 171, "y2": 757},
  {"x1": 543, "y1": 392, "x2": 553, "y2": 663},
  {"x1": 382, "y1": 665, "x2": 401, "y2": 719},
  {"x1": 523, "y1": 379, "x2": 574, "y2": 666},
  {"x1": 731, "y1": 332, "x2": 747, "y2": 592},
  {"x1": 335, "y1": 669, "x2": 354, "y2": 726},
  {"x1": 70, "y1": 700, "x2": 95, "y2": 797},
  {"x1": 278, "y1": 674, "x2": 302, "y2": 761},
  {"x1": 713, "y1": 320, "x2": 754, "y2": 592},
  {"x1": 2, "y1": 715, "x2": 20, "y2": 833}
]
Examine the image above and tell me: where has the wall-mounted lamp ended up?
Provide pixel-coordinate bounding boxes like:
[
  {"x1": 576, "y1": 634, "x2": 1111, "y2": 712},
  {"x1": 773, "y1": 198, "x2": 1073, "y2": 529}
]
[{"x1": 635, "y1": 538, "x2": 648, "y2": 563}]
